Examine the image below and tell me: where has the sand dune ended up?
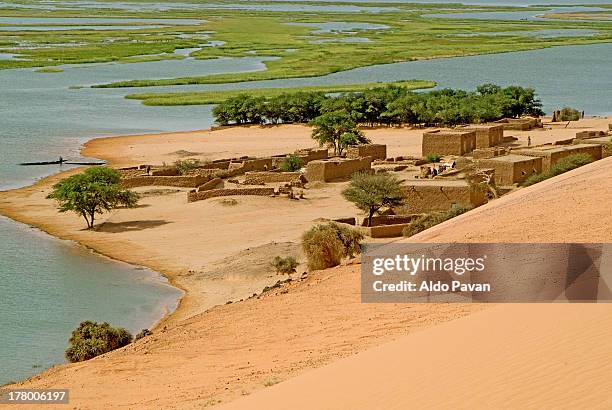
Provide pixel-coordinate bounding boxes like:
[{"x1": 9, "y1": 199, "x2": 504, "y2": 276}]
[
  {"x1": 222, "y1": 155, "x2": 612, "y2": 409},
  {"x1": 222, "y1": 304, "x2": 612, "y2": 410},
  {"x1": 2, "y1": 119, "x2": 611, "y2": 409}
]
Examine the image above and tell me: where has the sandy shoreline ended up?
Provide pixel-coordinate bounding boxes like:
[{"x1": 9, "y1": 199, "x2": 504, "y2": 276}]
[{"x1": 1, "y1": 118, "x2": 611, "y2": 408}]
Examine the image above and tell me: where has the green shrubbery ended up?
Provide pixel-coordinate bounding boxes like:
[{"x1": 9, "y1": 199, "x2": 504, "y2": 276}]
[
  {"x1": 271, "y1": 256, "x2": 299, "y2": 274},
  {"x1": 402, "y1": 204, "x2": 473, "y2": 237},
  {"x1": 279, "y1": 154, "x2": 304, "y2": 172},
  {"x1": 174, "y1": 158, "x2": 201, "y2": 175},
  {"x1": 557, "y1": 107, "x2": 581, "y2": 121},
  {"x1": 135, "y1": 329, "x2": 153, "y2": 341},
  {"x1": 212, "y1": 84, "x2": 544, "y2": 128},
  {"x1": 426, "y1": 153, "x2": 442, "y2": 163},
  {"x1": 302, "y1": 223, "x2": 364, "y2": 271},
  {"x1": 523, "y1": 154, "x2": 593, "y2": 186},
  {"x1": 65, "y1": 321, "x2": 133, "y2": 363}
]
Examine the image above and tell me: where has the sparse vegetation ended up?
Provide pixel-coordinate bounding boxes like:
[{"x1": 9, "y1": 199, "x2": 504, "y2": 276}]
[
  {"x1": 426, "y1": 153, "x2": 442, "y2": 163},
  {"x1": 174, "y1": 158, "x2": 201, "y2": 175},
  {"x1": 558, "y1": 107, "x2": 581, "y2": 121},
  {"x1": 279, "y1": 154, "x2": 304, "y2": 172},
  {"x1": 47, "y1": 166, "x2": 138, "y2": 229},
  {"x1": 302, "y1": 222, "x2": 363, "y2": 271},
  {"x1": 271, "y1": 256, "x2": 299, "y2": 274},
  {"x1": 65, "y1": 321, "x2": 133, "y2": 363},
  {"x1": 35, "y1": 67, "x2": 64, "y2": 73},
  {"x1": 219, "y1": 198, "x2": 239, "y2": 206},
  {"x1": 342, "y1": 173, "x2": 405, "y2": 226},
  {"x1": 523, "y1": 153, "x2": 593, "y2": 186},
  {"x1": 402, "y1": 204, "x2": 473, "y2": 237},
  {"x1": 263, "y1": 377, "x2": 281, "y2": 387},
  {"x1": 135, "y1": 329, "x2": 153, "y2": 340}
]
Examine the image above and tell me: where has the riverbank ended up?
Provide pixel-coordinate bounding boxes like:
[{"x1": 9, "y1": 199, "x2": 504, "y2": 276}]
[{"x1": 0, "y1": 117, "x2": 610, "y2": 408}]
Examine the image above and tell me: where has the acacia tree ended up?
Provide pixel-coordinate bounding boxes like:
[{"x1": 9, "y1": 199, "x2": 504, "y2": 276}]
[
  {"x1": 342, "y1": 172, "x2": 405, "y2": 226},
  {"x1": 309, "y1": 111, "x2": 369, "y2": 155},
  {"x1": 47, "y1": 166, "x2": 139, "y2": 229}
]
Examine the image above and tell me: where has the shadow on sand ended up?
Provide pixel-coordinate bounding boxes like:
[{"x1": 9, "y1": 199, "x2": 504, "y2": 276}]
[{"x1": 96, "y1": 220, "x2": 170, "y2": 233}]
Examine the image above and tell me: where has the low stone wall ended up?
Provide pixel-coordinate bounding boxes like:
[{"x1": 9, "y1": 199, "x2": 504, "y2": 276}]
[
  {"x1": 188, "y1": 187, "x2": 275, "y2": 202},
  {"x1": 151, "y1": 167, "x2": 180, "y2": 176},
  {"x1": 495, "y1": 117, "x2": 542, "y2": 131},
  {"x1": 403, "y1": 180, "x2": 486, "y2": 213},
  {"x1": 472, "y1": 147, "x2": 507, "y2": 159},
  {"x1": 516, "y1": 144, "x2": 602, "y2": 171},
  {"x1": 298, "y1": 148, "x2": 328, "y2": 163},
  {"x1": 575, "y1": 130, "x2": 606, "y2": 139},
  {"x1": 197, "y1": 178, "x2": 223, "y2": 192},
  {"x1": 122, "y1": 174, "x2": 212, "y2": 188},
  {"x1": 346, "y1": 144, "x2": 387, "y2": 161},
  {"x1": 243, "y1": 171, "x2": 302, "y2": 185},
  {"x1": 306, "y1": 157, "x2": 372, "y2": 182}
]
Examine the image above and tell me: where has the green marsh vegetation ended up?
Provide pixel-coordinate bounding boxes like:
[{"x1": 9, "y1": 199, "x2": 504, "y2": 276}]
[
  {"x1": 126, "y1": 80, "x2": 436, "y2": 106},
  {"x1": 1, "y1": 2, "x2": 610, "y2": 87}
]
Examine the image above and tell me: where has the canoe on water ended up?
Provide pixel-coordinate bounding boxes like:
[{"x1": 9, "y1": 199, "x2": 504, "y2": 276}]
[{"x1": 19, "y1": 160, "x2": 106, "y2": 166}]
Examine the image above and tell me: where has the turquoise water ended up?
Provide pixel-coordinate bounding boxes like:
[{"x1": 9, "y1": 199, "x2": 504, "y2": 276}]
[{"x1": 0, "y1": 216, "x2": 182, "y2": 385}]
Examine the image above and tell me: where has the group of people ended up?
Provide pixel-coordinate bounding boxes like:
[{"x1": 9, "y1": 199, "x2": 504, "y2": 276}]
[{"x1": 430, "y1": 160, "x2": 456, "y2": 177}]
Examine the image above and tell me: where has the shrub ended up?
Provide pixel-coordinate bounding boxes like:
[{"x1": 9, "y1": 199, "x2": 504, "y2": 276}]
[
  {"x1": 302, "y1": 222, "x2": 364, "y2": 271},
  {"x1": 558, "y1": 107, "x2": 581, "y2": 121},
  {"x1": 280, "y1": 154, "x2": 304, "y2": 172},
  {"x1": 175, "y1": 158, "x2": 201, "y2": 175},
  {"x1": 135, "y1": 329, "x2": 153, "y2": 340},
  {"x1": 426, "y1": 153, "x2": 442, "y2": 163},
  {"x1": 342, "y1": 172, "x2": 405, "y2": 226},
  {"x1": 65, "y1": 321, "x2": 133, "y2": 363},
  {"x1": 523, "y1": 153, "x2": 592, "y2": 186},
  {"x1": 402, "y1": 204, "x2": 473, "y2": 237},
  {"x1": 271, "y1": 256, "x2": 299, "y2": 274}
]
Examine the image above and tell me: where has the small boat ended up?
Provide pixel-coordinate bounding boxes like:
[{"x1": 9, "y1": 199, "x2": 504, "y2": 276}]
[
  {"x1": 19, "y1": 159, "x2": 67, "y2": 166},
  {"x1": 19, "y1": 159, "x2": 106, "y2": 166}
]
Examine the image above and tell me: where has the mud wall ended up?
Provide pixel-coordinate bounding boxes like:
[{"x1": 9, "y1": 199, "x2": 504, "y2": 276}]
[
  {"x1": 305, "y1": 157, "x2": 372, "y2": 182},
  {"x1": 478, "y1": 156, "x2": 542, "y2": 185},
  {"x1": 122, "y1": 174, "x2": 212, "y2": 188},
  {"x1": 403, "y1": 182, "x2": 486, "y2": 213},
  {"x1": 346, "y1": 144, "x2": 387, "y2": 161},
  {"x1": 188, "y1": 187, "x2": 275, "y2": 202},
  {"x1": 422, "y1": 130, "x2": 476, "y2": 157}
]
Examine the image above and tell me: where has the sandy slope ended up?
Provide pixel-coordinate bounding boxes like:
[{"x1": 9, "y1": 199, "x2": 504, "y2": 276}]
[
  {"x1": 222, "y1": 304, "x2": 612, "y2": 410},
  {"x1": 1, "y1": 118, "x2": 610, "y2": 409},
  {"x1": 223, "y1": 155, "x2": 612, "y2": 409}
]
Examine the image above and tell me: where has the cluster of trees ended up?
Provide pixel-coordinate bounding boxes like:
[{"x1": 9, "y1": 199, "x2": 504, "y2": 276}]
[{"x1": 212, "y1": 83, "x2": 545, "y2": 128}]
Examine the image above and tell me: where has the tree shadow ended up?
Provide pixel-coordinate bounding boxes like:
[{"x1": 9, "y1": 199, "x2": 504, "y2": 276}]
[{"x1": 96, "y1": 220, "x2": 170, "y2": 233}]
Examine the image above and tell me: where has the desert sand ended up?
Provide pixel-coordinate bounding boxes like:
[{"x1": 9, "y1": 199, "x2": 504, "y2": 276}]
[{"x1": 1, "y1": 118, "x2": 611, "y2": 408}]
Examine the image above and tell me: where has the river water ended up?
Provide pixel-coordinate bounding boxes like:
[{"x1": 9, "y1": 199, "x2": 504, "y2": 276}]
[{"x1": 0, "y1": 5, "x2": 611, "y2": 386}]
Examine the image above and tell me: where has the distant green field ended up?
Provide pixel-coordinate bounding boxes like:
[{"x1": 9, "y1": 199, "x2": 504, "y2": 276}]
[
  {"x1": 126, "y1": 80, "x2": 437, "y2": 106},
  {"x1": 1, "y1": 1, "x2": 611, "y2": 88}
]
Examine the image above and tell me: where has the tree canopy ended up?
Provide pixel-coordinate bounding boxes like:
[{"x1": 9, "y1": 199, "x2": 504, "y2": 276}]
[
  {"x1": 211, "y1": 83, "x2": 545, "y2": 128},
  {"x1": 342, "y1": 172, "x2": 405, "y2": 226},
  {"x1": 47, "y1": 166, "x2": 138, "y2": 229},
  {"x1": 309, "y1": 111, "x2": 370, "y2": 155}
]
